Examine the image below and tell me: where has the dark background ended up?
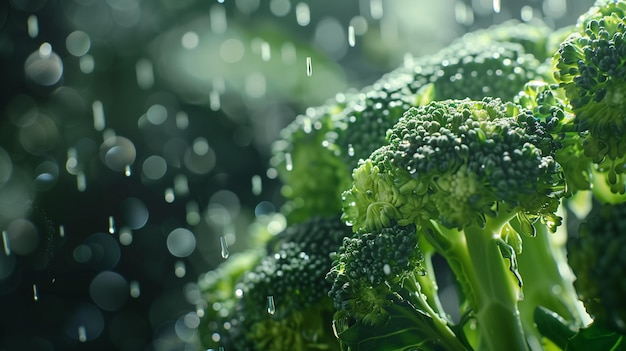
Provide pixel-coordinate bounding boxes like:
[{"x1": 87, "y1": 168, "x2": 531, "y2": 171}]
[{"x1": 0, "y1": 1, "x2": 593, "y2": 350}]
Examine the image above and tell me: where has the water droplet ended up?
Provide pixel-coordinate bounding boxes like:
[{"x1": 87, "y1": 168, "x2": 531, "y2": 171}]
[
  {"x1": 165, "y1": 188, "x2": 175, "y2": 203},
  {"x1": 119, "y1": 228, "x2": 133, "y2": 245},
  {"x1": 370, "y1": 0, "x2": 383, "y2": 19},
  {"x1": 92, "y1": 100, "x2": 105, "y2": 131},
  {"x1": 79, "y1": 55, "x2": 94, "y2": 74},
  {"x1": 284, "y1": 153, "x2": 293, "y2": 171},
  {"x1": 261, "y1": 41, "x2": 271, "y2": 61},
  {"x1": 220, "y1": 236, "x2": 229, "y2": 259},
  {"x1": 210, "y1": 5, "x2": 227, "y2": 33},
  {"x1": 348, "y1": 25, "x2": 356, "y2": 47},
  {"x1": 295, "y1": 2, "x2": 310, "y2": 26},
  {"x1": 383, "y1": 264, "x2": 391, "y2": 276},
  {"x1": 130, "y1": 280, "x2": 140, "y2": 298},
  {"x1": 124, "y1": 165, "x2": 132, "y2": 177},
  {"x1": 77, "y1": 171, "x2": 87, "y2": 192},
  {"x1": 306, "y1": 57, "x2": 312, "y2": 77},
  {"x1": 174, "y1": 260, "x2": 186, "y2": 278},
  {"x1": 59, "y1": 225, "x2": 65, "y2": 238},
  {"x1": 492, "y1": 0, "x2": 501, "y2": 13},
  {"x1": 347, "y1": 144, "x2": 355, "y2": 157},
  {"x1": 32, "y1": 283, "x2": 38, "y2": 301},
  {"x1": 108, "y1": 216, "x2": 115, "y2": 234},
  {"x1": 78, "y1": 325, "x2": 87, "y2": 342},
  {"x1": 135, "y1": 59, "x2": 154, "y2": 90},
  {"x1": 251, "y1": 175, "x2": 262, "y2": 196},
  {"x1": 267, "y1": 295, "x2": 276, "y2": 315},
  {"x1": 209, "y1": 90, "x2": 221, "y2": 111},
  {"x1": 2, "y1": 230, "x2": 10, "y2": 255},
  {"x1": 27, "y1": 15, "x2": 38, "y2": 38}
]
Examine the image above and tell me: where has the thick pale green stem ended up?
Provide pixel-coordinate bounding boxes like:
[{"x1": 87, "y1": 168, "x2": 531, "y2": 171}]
[
  {"x1": 517, "y1": 221, "x2": 591, "y2": 350},
  {"x1": 464, "y1": 224, "x2": 529, "y2": 351}
]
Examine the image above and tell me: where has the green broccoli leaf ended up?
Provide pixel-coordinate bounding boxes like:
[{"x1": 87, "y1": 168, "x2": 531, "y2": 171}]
[{"x1": 335, "y1": 299, "x2": 472, "y2": 351}]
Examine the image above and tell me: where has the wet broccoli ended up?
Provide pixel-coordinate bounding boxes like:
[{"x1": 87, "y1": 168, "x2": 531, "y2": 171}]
[
  {"x1": 338, "y1": 97, "x2": 566, "y2": 351},
  {"x1": 200, "y1": 216, "x2": 350, "y2": 351},
  {"x1": 272, "y1": 22, "x2": 544, "y2": 224},
  {"x1": 553, "y1": 0, "x2": 626, "y2": 194}
]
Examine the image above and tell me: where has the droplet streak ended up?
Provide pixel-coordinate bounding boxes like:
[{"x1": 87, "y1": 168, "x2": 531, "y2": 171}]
[
  {"x1": 267, "y1": 295, "x2": 276, "y2": 315},
  {"x1": 220, "y1": 236, "x2": 229, "y2": 259}
]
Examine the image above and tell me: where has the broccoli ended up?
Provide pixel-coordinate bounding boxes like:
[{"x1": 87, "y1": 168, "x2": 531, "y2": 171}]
[
  {"x1": 568, "y1": 201, "x2": 626, "y2": 334},
  {"x1": 199, "y1": 216, "x2": 350, "y2": 351},
  {"x1": 338, "y1": 98, "x2": 566, "y2": 351},
  {"x1": 272, "y1": 22, "x2": 544, "y2": 224},
  {"x1": 553, "y1": 0, "x2": 626, "y2": 195}
]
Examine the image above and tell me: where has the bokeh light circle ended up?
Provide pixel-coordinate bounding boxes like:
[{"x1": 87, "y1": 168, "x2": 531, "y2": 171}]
[
  {"x1": 100, "y1": 136, "x2": 137, "y2": 172},
  {"x1": 65, "y1": 302, "x2": 104, "y2": 342},
  {"x1": 24, "y1": 43, "x2": 63, "y2": 86},
  {"x1": 65, "y1": 30, "x2": 91, "y2": 57},
  {"x1": 120, "y1": 197, "x2": 149, "y2": 230},
  {"x1": 80, "y1": 232, "x2": 121, "y2": 270},
  {"x1": 142, "y1": 155, "x2": 168, "y2": 180},
  {"x1": 166, "y1": 228, "x2": 196, "y2": 258},
  {"x1": 18, "y1": 114, "x2": 59, "y2": 155},
  {"x1": 6, "y1": 218, "x2": 39, "y2": 256},
  {"x1": 89, "y1": 271, "x2": 129, "y2": 311}
]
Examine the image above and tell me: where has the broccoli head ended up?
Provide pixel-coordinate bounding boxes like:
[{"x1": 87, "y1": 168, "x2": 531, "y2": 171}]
[
  {"x1": 568, "y1": 201, "x2": 626, "y2": 334},
  {"x1": 272, "y1": 23, "x2": 545, "y2": 225},
  {"x1": 340, "y1": 97, "x2": 567, "y2": 351},
  {"x1": 553, "y1": 0, "x2": 626, "y2": 193},
  {"x1": 206, "y1": 216, "x2": 350, "y2": 351}
]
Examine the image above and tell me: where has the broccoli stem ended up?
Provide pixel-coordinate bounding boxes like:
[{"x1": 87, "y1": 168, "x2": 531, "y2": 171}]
[
  {"x1": 415, "y1": 235, "x2": 451, "y2": 322},
  {"x1": 395, "y1": 273, "x2": 470, "y2": 351},
  {"x1": 426, "y1": 210, "x2": 529, "y2": 351},
  {"x1": 464, "y1": 223, "x2": 529, "y2": 351},
  {"x1": 517, "y1": 219, "x2": 589, "y2": 350}
]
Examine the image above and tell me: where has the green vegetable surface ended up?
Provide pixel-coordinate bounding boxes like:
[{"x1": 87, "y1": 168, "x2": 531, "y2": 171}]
[{"x1": 198, "y1": 1, "x2": 626, "y2": 350}]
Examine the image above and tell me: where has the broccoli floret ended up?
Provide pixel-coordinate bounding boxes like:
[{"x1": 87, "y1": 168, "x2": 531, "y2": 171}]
[
  {"x1": 272, "y1": 26, "x2": 543, "y2": 225},
  {"x1": 206, "y1": 216, "x2": 350, "y2": 351},
  {"x1": 568, "y1": 201, "x2": 626, "y2": 334},
  {"x1": 339, "y1": 98, "x2": 566, "y2": 351},
  {"x1": 553, "y1": 0, "x2": 626, "y2": 194},
  {"x1": 327, "y1": 223, "x2": 471, "y2": 351},
  {"x1": 197, "y1": 249, "x2": 264, "y2": 350}
]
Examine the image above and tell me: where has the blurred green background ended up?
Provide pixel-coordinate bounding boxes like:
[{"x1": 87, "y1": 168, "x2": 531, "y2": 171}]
[{"x1": 0, "y1": 0, "x2": 593, "y2": 350}]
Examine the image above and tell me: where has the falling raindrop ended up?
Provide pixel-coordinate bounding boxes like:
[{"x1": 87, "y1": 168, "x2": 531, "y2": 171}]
[
  {"x1": 124, "y1": 164, "x2": 132, "y2": 177},
  {"x1": 165, "y1": 188, "x2": 175, "y2": 203},
  {"x1": 219, "y1": 236, "x2": 229, "y2": 259},
  {"x1": 27, "y1": 15, "x2": 38, "y2": 38},
  {"x1": 370, "y1": 0, "x2": 383, "y2": 19},
  {"x1": 493, "y1": 0, "x2": 501, "y2": 13},
  {"x1": 78, "y1": 326, "x2": 87, "y2": 342},
  {"x1": 129, "y1": 280, "x2": 140, "y2": 298},
  {"x1": 92, "y1": 100, "x2": 105, "y2": 131},
  {"x1": 306, "y1": 57, "x2": 312, "y2": 77},
  {"x1": 135, "y1": 59, "x2": 154, "y2": 90},
  {"x1": 210, "y1": 5, "x2": 227, "y2": 34},
  {"x1": 261, "y1": 41, "x2": 271, "y2": 61},
  {"x1": 108, "y1": 216, "x2": 116, "y2": 234},
  {"x1": 347, "y1": 144, "x2": 355, "y2": 157},
  {"x1": 295, "y1": 2, "x2": 310, "y2": 26},
  {"x1": 251, "y1": 175, "x2": 262, "y2": 196},
  {"x1": 33, "y1": 283, "x2": 39, "y2": 301},
  {"x1": 348, "y1": 25, "x2": 356, "y2": 47},
  {"x1": 284, "y1": 153, "x2": 293, "y2": 171},
  {"x1": 174, "y1": 260, "x2": 186, "y2": 278},
  {"x1": 209, "y1": 90, "x2": 221, "y2": 111},
  {"x1": 59, "y1": 225, "x2": 65, "y2": 238},
  {"x1": 77, "y1": 171, "x2": 87, "y2": 192},
  {"x1": 2, "y1": 230, "x2": 10, "y2": 255},
  {"x1": 267, "y1": 295, "x2": 276, "y2": 315}
]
